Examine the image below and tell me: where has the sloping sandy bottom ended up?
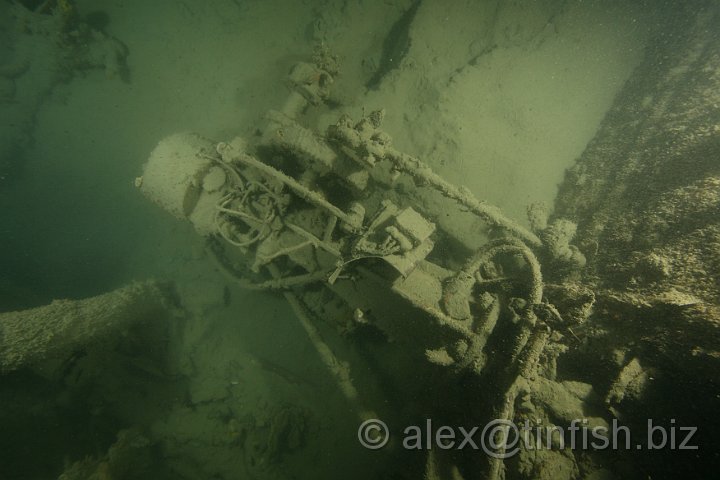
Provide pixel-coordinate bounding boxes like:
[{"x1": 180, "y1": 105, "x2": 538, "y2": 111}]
[{"x1": 354, "y1": 0, "x2": 653, "y2": 222}]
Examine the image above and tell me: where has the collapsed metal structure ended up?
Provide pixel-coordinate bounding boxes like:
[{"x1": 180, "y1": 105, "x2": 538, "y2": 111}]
[{"x1": 138, "y1": 56, "x2": 591, "y2": 478}]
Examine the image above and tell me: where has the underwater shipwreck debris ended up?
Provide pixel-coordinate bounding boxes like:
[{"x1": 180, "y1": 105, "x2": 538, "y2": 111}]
[
  {"x1": 135, "y1": 49, "x2": 594, "y2": 479},
  {"x1": 0, "y1": 280, "x2": 177, "y2": 373},
  {"x1": 553, "y1": 4, "x2": 720, "y2": 379},
  {"x1": 132, "y1": 6, "x2": 719, "y2": 477},
  {"x1": 547, "y1": 5, "x2": 720, "y2": 479}
]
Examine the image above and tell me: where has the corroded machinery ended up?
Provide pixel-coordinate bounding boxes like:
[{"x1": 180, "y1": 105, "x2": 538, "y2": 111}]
[{"x1": 138, "y1": 56, "x2": 590, "y2": 478}]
